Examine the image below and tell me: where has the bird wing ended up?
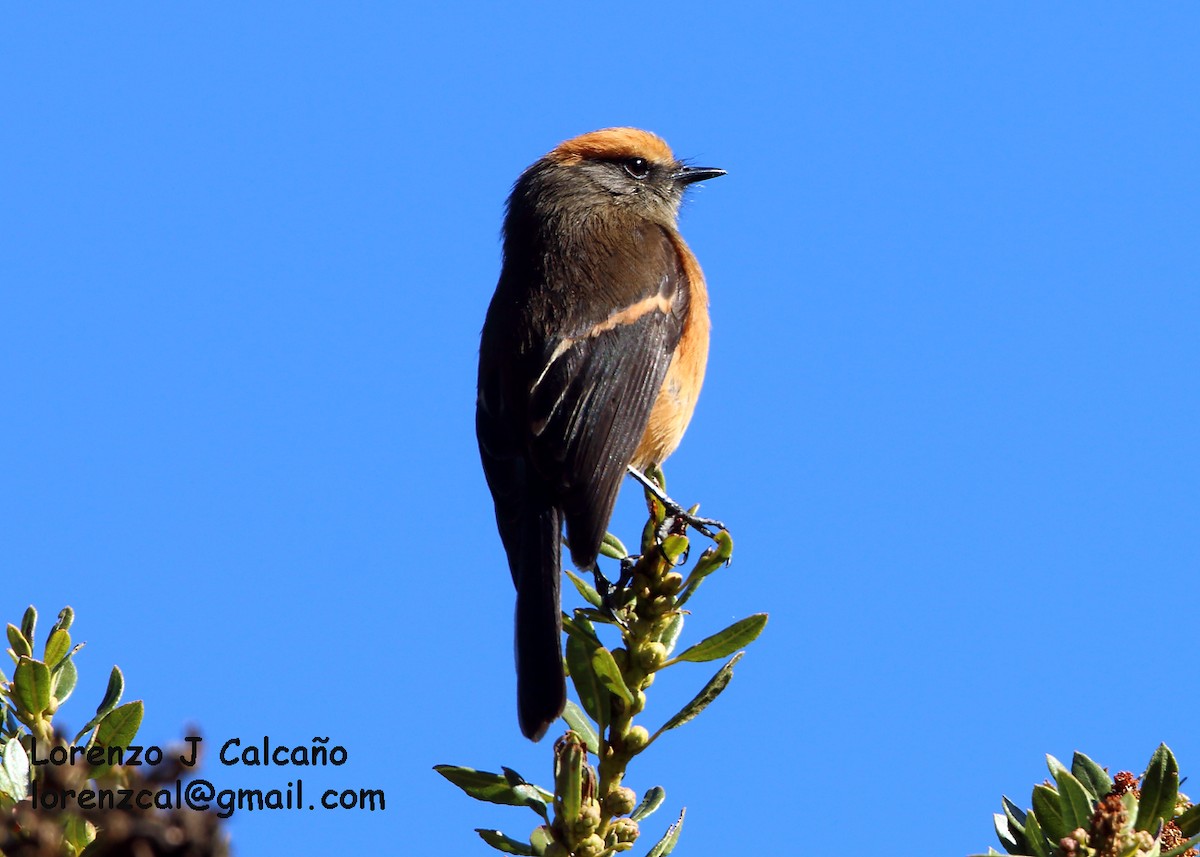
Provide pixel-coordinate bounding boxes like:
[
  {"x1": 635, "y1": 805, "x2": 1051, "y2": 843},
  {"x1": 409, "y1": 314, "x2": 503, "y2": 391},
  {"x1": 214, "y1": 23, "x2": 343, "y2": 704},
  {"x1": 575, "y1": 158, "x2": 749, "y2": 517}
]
[{"x1": 524, "y1": 224, "x2": 689, "y2": 568}]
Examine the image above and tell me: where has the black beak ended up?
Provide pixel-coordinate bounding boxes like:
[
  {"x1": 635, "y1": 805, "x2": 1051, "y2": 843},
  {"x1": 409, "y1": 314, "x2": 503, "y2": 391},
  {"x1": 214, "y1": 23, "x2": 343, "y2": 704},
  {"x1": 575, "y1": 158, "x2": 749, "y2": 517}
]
[{"x1": 674, "y1": 165, "x2": 727, "y2": 185}]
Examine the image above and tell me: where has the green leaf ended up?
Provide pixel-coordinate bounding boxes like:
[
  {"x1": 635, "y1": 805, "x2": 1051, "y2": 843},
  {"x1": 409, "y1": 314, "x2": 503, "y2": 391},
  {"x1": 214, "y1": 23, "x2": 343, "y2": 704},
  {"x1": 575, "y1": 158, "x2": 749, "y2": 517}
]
[
  {"x1": 1071, "y1": 751, "x2": 1112, "y2": 801},
  {"x1": 6, "y1": 624, "x2": 31, "y2": 659},
  {"x1": 435, "y1": 765, "x2": 550, "y2": 814},
  {"x1": 1051, "y1": 769, "x2": 1094, "y2": 834},
  {"x1": 675, "y1": 577, "x2": 705, "y2": 608},
  {"x1": 20, "y1": 607, "x2": 36, "y2": 651},
  {"x1": 98, "y1": 665, "x2": 125, "y2": 714},
  {"x1": 645, "y1": 807, "x2": 685, "y2": 857},
  {"x1": 566, "y1": 632, "x2": 606, "y2": 730},
  {"x1": 600, "y1": 532, "x2": 629, "y2": 559},
  {"x1": 1046, "y1": 753, "x2": 1070, "y2": 781},
  {"x1": 434, "y1": 763, "x2": 508, "y2": 796},
  {"x1": 590, "y1": 646, "x2": 633, "y2": 705},
  {"x1": 656, "y1": 652, "x2": 742, "y2": 736},
  {"x1": 1, "y1": 737, "x2": 30, "y2": 801},
  {"x1": 53, "y1": 657, "x2": 79, "y2": 704},
  {"x1": 1002, "y1": 796, "x2": 1027, "y2": 828},
  {"x1": 1001, "y1": 796, "x2": 1029, "y2": 854},
  {"x1": 500, "y1": 767, "x2": 554, "y2": 808},
  {"x1": 676, "y1": 531, "x2": 733, "y2": 607},
  {"x1": 1031, "y1": 784, "x2": 1068, "y2": 845},
  {"x1": 671, "y1": 614, "x2": 767, "y2": 664},
  {"x1": 74, "y1": 666, "x2": 125, "y2": 744},
  {"x1": 564, "y1": 569, "x2": 603, "y2": 609},
  {"x1": 1021, "y1": 809, "x2": 1051, "y2": 857},
  {"x1": 573, "y1": 607, "x2": 621, "y2": 627},
  {"x1": 0, "y1": 767, "x2": 14, "y2": 803},
  {"x1": 43, "y1": 629, "x2": 70, "y2": 670},
  {"x1": 993, "y1": 813, "x2": 1021, "y2": 855},
  {"x1": 61, "y1": 814, "x2": 95, "y2": 856},
  {"x1": 499, "y1": 763, "x2": 549, "y2": 796},
  {"x1": 1176, "y1": 802, "x2": 1200, "y2": 838},
  {"x1": 560, "y1": 701, "x2": 599, "y2": 755},
  {"x1": 657, "y1": 613, "x2": 684, "y2": 655},
  {"x1": 562, "y1": 613, "x2": 601, "y2": 647},
  {"x1": 698, "y1": 530, "x2": 733, "y2": 569},
  {"x1": 661, "y1": 534, "x2": 689, "y2": 566},
  {"x1": 13, "y1": 657, "x2": 52, "y2": 719},
  {"x1": 51, "y1": 607, "x2": 75, "y2": 636},
  {"x1": 475, "y1": 829, "x2": 534, "y2": 855},
  {"x1": 1135, "y1": 743, "x2": 1179, "y2": 832},
  {"x1": 631, "y1": 786, "x2": 665, "y2": 822},
  {"x1": 90, "y1": 701, "x2": 144, "y2": 776},
  {"x1": 530, "y1": 825, "x2": 554, "y2": 854},
  {"x1": 512, "y1": 786, "x2": 551, "y2": 821},
  {"x1": 1121, "y1": 790, "x2": 1139, "y2": 830}
]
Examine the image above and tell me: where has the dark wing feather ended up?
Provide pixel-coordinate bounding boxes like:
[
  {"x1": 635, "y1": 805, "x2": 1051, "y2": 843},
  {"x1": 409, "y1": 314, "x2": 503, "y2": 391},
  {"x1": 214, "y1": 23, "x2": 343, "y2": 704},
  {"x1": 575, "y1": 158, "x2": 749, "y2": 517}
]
[
  {"x1": 478, "y1": 348, "x2": 568, "y2": 738},
  {"x1": 525, "y1": 234, "x2": 687, "y2": 569},
  {"x1": 476, "y1": 364, "x2": 527, "y2": 583}
]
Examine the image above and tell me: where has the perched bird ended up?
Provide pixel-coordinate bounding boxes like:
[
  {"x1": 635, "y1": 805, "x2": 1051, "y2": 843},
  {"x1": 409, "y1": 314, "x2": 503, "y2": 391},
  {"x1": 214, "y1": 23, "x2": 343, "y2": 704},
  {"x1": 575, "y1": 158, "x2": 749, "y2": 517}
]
[{"x1": 476, "y1": 128, "x2": 724, "y2": 740}]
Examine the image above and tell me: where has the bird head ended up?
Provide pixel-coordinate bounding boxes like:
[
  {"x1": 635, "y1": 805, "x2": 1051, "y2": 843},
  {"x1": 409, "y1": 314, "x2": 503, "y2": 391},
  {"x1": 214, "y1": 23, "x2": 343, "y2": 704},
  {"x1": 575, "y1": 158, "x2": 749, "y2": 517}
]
[{"x1": 512, "y1": 127, "x2": 725, "y2": 229}]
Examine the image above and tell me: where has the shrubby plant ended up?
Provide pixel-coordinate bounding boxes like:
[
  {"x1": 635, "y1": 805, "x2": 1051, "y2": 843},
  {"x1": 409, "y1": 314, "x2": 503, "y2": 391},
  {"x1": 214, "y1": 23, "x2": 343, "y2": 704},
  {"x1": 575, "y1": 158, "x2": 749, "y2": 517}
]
[
  {"x1": 438, "y1": 468, "x2": 767, "y2": 856},
  {"x1": 975, "y1": 745, "x2": 1200, "y2": 857},
  {"x1": 1, "y1": 605, "x2": 226, "y2": 856}
]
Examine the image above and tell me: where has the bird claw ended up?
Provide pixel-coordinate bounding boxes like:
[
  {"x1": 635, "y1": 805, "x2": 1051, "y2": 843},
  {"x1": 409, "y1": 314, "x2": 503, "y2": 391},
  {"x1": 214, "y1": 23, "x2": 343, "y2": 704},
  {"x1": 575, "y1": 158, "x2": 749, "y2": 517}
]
[
  {"x1": 592, "y1": 565, "x2": 632, "y2": 629},
  {"x1": 628, "y1": 466, "x2": 726, "y2": 543},
  {"x1": 656, "y1": 506, "x2": 725, "y2": 543},
  {"x1": 617, "y1": 554, "x2": 640, "y2": 589}
]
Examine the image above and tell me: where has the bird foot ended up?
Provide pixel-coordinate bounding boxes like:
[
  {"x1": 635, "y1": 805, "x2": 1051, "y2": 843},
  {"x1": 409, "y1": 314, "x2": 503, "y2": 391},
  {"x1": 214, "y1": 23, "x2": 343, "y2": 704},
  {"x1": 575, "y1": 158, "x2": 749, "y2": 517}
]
[
  {"x1": 591, "y1": 565, "x2": 633, "y2": 628},
  {"x1": 627, "y1": 466, "x2": 726, "y2": 541}
]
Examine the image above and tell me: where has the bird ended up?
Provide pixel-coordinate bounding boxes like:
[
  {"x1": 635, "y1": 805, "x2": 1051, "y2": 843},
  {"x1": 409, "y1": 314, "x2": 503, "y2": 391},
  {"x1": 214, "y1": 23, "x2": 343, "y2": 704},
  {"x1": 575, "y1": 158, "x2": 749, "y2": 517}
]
[{"x1": 476, "y1": 127, "x2": 725, "y2": 741}]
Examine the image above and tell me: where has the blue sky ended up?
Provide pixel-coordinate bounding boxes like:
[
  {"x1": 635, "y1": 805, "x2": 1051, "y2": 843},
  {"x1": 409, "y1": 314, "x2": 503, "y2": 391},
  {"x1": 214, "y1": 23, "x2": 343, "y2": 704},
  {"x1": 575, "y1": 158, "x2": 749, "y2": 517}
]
[{"x1": 3, "y1": 3, "x2": 1198, "y2": 855}]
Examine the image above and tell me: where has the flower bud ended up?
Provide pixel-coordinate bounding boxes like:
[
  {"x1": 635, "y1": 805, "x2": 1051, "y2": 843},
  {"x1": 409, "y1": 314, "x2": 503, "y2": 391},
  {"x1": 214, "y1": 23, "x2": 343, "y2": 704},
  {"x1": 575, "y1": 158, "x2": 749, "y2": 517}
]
[
  {"x1": 575, "y1": 834, "x2": 605, "y2": 857},
  {"x1": 625, "y1": 726, "x2": 650, "y2": 752},
  {"x1": 603, "y1": 786, "x2": 638, "y2": 817},
  {"x1": 609, "y1": 817, "x2": 640, "y2": 844},
  {"x1": 631, "y1": 690, "x2": 646, "y2": 714},
  {"x1": 638, "y1": 642, "x2": 666, "y2": 671},
  {"x1": 571, "y1": 802, "x2": 602, "y2": 838}
]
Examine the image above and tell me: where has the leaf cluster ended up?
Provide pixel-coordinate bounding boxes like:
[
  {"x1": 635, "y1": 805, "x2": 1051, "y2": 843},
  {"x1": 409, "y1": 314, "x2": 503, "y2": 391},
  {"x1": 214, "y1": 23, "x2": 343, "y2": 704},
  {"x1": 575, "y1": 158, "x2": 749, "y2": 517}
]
[
  {"x1": 439, "y1": 469, "x2": 767, "y2": 856},
  {"x1": 977, "y1": 745, "x2": 1200, "y2": 857},
  {"x1": 0, "y1": 605, "x2": 154, "y2": 855}
]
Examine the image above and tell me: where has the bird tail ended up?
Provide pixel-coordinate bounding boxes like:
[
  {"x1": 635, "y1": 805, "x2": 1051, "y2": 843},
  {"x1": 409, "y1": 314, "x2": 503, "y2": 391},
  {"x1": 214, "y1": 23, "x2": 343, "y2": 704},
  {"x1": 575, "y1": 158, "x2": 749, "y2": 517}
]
[{"x1": 515, "y1": 494, "x2": 566, "y2": 741}]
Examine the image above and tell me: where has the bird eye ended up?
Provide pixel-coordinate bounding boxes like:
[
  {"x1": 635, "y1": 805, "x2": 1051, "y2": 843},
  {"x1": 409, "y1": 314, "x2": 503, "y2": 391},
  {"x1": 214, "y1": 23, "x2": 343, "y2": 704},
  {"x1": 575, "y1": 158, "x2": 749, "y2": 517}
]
[{"x1": 623, "y1": 158, "x2": 651, "y2": 179}]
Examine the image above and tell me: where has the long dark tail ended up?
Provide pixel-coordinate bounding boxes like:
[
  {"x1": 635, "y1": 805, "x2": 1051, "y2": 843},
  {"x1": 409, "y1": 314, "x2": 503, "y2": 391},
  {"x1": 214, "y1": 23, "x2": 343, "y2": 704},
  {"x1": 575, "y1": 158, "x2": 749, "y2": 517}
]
[{"x1": 515, "y1": 496, "x2": 566, "y2": 741}]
